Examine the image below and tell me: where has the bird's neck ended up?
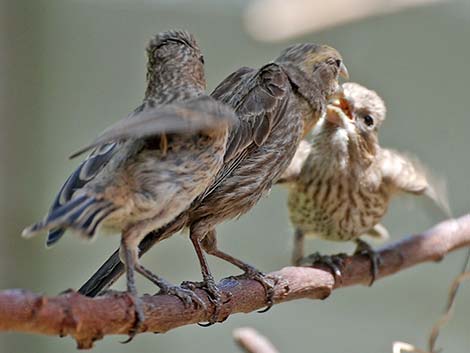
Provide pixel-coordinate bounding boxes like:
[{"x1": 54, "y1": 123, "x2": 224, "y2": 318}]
[
  {"x1": 144, "y1": 66, "x2": 205, "y2": 103},
  {"x1": 281, "y1": 63, "x2": 324, "y2": 116}
]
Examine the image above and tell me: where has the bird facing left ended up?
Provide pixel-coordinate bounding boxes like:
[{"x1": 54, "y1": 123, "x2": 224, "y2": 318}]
[{"x1": 21, "y1": 29, "x2": 237, "y2": 339}]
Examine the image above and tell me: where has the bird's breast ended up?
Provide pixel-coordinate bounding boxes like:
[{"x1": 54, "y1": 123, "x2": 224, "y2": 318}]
[{"x1": 288, "y1": 173, "x2": 390, "y2": 241}]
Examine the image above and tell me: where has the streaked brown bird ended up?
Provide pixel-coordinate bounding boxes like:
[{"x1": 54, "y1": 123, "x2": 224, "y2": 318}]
[
  {"x1": 22, "y1": 30, "x2": 236, "y2": 336},
  {"x1": 78, "y1": 43, "x2": 349, "y2": 323},
  {"x1": 279, "y1": 82, "x2": 449, "y2": 283}
]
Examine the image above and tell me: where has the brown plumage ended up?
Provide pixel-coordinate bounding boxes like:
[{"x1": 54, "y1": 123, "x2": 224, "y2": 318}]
[
  {"x1": 78, "y1": 43, "x2": 348, "y2": 322},
  {"x1": 279, "y1": 82, "x2": 449, "y2": 282},
  {"x1": 22, "y1": 30, "x2": 236, "y2": 337}
]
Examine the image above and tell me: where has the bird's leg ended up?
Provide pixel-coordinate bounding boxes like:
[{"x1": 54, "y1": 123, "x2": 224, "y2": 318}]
[
  {"x1": 134, "y1": 264, "x2": 206, "y2": 309},
  {"x1": 354, "y1": 238, "x2": 382, "y2": 286},
  {"x1": 120, "y1": 236, "x2": 145, "y2": 343},
  {"x1": 292, "y1": 228, "x2": 305, "y2": 266},
  {"x1": 201, "y1": 230, "x2": 276, "y2": 313},
  {"x1": 120, "y1": 219, "x2": 205, "y2": 310},
  {"x1": 182, "y1": 227, "x2": 223, "y2": 326}
]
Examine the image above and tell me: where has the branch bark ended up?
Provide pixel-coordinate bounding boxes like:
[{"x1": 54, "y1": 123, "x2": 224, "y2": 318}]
[{"x1": 0, "y1": 214, "x2": 469, "y2": 349}]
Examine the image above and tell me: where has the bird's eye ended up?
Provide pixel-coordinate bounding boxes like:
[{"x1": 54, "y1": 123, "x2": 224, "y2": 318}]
[
  {"x1": 363, "y1": 115, "x2": 374, "y2": 127},
  {"x1": 335, "y1": 59, "x2": 342, "y2": 68},
  {"x1": 199, "y1": 56, "x2": 205, "y2": 64}
]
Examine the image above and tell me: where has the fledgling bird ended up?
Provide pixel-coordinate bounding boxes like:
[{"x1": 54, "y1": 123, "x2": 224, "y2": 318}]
[
  {"x1": 78, "y1": 43, "x2": 349, "y2": 323},
  {"x1": 279, "y1": 82, "x2": 449, "y2": 283},
  {"x1": 22, "y1": 30, "x2": 236, "y2": 336}
]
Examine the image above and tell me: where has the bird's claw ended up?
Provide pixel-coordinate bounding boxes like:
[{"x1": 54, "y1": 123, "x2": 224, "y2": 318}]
[
  {"x1": 121, "y1": 294, "x2": 145, "y2": 344},
  {"x1": 182, "y1": 278, "x2": 224, "y2": 326},
  {"x1": 354, "y1": 240, "x2": 382, "y2": 286},
  {"x1": 159, "y1": 284, "x2": 206, "y2": 310},
  {"x1": 301, "y1": 252, "x2": 347, "y2": 284},
  {"x1": 233, "y1": 268, "x2": 276, "y2": 313}
]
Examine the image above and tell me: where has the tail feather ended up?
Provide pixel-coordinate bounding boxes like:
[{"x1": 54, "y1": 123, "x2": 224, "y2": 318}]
[
  {"x1": 46, "y1": 228, "x2": 66, "y2": 247},
  {"x1": 80, "y1": 204, "x2": 117, "y2": 235},
  {"x1": 23, "y1": 195, "x2": 115, "y2": 243}
]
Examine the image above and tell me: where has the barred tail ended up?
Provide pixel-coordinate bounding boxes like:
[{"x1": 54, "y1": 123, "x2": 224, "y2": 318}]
[
  {"x1": 22, "y1": 195, "x2": 117, "y2": 244},
  {"x1": 46, "y1": 228, "x2": 67, "y2": 247}
]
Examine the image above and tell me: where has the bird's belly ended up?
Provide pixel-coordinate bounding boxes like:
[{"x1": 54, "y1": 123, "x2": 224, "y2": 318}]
[{"x1": 288, "y1": 183, "x2": 388, "y2": 242}]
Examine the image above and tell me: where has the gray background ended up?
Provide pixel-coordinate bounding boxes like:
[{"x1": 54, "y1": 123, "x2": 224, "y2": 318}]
[{"x1": 1, "y1": 0, "x2": 469, "y2": 352}]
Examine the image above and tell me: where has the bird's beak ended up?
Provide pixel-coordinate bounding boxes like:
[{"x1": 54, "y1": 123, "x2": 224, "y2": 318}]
[
  {"x1": 339, "y1": 62, "x2": 349, "y2": 80},
  {"x1": 326, "y1": 95, "x2": 354, "y2": 126}
]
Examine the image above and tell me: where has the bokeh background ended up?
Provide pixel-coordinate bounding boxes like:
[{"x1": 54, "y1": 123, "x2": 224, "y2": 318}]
[{"x1": 1, "y1": 0, "x2": 469, "y2": 352}]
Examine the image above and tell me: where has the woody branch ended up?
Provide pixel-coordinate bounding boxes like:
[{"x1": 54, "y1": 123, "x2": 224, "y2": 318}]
[{"x1": 0, "y1": 214, "x2": 469, "y2": 349}]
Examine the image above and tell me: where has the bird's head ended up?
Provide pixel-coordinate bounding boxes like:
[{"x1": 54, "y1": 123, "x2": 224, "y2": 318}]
[
  {"x1": 145, "y1": 30, "x2": 206, "y2": 97},
  {"x1": 275, "y1": 43, "x2": 349, "y2": 133},
  {"x1": 276, "y1": 44, "x2": 348, "y2": 99},
  {"x1": 325, "y1": 82, "x2": 386, "y2": 163}
]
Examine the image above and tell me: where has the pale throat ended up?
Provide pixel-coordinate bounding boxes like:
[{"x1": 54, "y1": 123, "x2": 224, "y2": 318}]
[{"x1": 311, "y1": 121, "x2": 355, "y2": 172}]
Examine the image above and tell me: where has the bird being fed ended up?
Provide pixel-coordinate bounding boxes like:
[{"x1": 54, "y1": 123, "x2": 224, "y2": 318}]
[{"x1": 280, "y1": 82, "x2": 449, "y2": 284}]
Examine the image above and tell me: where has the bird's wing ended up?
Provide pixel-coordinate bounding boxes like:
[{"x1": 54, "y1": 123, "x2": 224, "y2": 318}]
[
  {"x1": 212, "y1": 63, "x2": 291, "y2": 162},
  {"x1": 200, "y1": 64, "x2": 291, "y2": 198},
  {"x1": 379, "y1": 148, "x2": 429, "y2": 194},
  {"x1": 70, "y1": 96, "x2": 237, "y2": 158},
  {"x1": 379, "y1": 148, "x2": 451, "y2": 217},
  {"x1": 201, "y1": 63, "x2": 291, "y2": 198},
  {"x1": 277, "y1": 139, "x2": 312, "y2": 184}
]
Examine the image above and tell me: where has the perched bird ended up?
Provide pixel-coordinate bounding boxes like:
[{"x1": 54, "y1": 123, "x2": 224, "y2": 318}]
[
  {"x1": 279, "y1": 82, "x2": 449, "y2": 283},
  {"x1": 22, "y1": 30, "x2": 236, "y2": 337},
  {"x1": 79, "y1": 43, "x2": 349, "y2": 323}
]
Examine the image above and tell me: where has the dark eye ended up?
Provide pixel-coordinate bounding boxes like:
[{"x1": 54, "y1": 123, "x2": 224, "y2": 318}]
[
  {"x1": 335, "y1": 59, "x2": 342, "y2": 68},
  {"x1": 199, "y1": 56, "x2": 205, "y2": 64},
  {"x1": 363, "y1": 115, "x2": 374, "y2": 127}
]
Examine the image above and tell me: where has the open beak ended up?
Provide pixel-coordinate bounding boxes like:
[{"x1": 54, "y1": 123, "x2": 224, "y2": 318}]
[
  {"x1": 326, "y1": 95, "x2": 354, "y2": 126},
  {"x1": 339, "y1": 62, "x2": 349, "y2": 80}
]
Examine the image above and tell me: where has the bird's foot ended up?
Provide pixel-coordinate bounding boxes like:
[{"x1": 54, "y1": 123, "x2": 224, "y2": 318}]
[
  {"x1": 232, "y1": 267, "x2": 277, "y2": 313},
  {"x1": 158, "y1": 283, "x2": 207, "y2": 310},
  {"x1": 354, "y1": 239, "x2": 382, "y2": 286},
  {"x1": 181, "y1": 277, "x2": 224, "y2": 326},
  {"x1": 121, "y1": 294, "x2": 145, "y2": 344},
  {"x1": 301, "y1": 252, "x2": 347, "y2": 284}
]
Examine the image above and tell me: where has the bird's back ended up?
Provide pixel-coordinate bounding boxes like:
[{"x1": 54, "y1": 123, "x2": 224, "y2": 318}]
[{"x1": 191, "y1": 63, "x2": 303, "y2": 224}]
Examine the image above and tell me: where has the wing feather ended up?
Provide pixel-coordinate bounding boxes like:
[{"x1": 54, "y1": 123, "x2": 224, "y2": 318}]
[
  {"x1": 199, "y1": 63, "x2": 291, "y2": 199},
  {"x1": 70, "y1": 96, "x2": 236, "y2": 158}
]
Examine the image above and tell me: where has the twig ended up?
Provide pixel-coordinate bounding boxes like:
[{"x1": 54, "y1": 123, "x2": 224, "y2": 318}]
[
  {"x1": 0, "y1": 214, "x2": 469, "y2": 349},
  {"x1": 428, "y1": 269, "x2": 470, "y2": 352},
  {"x1": 233, "y1": 327, "x2": 279, "y2": 353},
  {"x1": 392, "y1": 268, "x2": 470, "y2": 353}
]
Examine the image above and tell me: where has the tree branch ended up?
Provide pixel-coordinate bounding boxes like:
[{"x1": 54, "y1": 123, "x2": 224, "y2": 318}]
[
  {"x1": 233, "y1": 327, "x2": 279, "y2": 353},
  {"x1": 0, "y1": 214, "x2": 469, "y2": 349}
]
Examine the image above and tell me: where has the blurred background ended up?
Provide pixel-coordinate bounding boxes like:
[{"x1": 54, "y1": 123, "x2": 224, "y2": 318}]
[{"x1": 1, "y1": 0, "x2": 469, "y2": 352}]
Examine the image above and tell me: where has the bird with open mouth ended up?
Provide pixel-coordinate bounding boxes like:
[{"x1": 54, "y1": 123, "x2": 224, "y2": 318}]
[{"x1": 279, "y1": 82, "x2": 449, "y2": 284}]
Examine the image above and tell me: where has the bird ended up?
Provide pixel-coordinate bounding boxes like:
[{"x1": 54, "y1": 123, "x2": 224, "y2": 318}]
[
  {"x1": 278, "y1": 82, "x2": 449, "y2": 284},
  {"x1": 78, "y1": 42, "x2": 349, "y2": 324},
  {"x1": 22, "y1": 29, "x2": 236, "y2": 338}
]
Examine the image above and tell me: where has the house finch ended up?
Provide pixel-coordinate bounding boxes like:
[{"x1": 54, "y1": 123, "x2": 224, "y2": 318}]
[
  {"x1": 79, "y1": 43, "x2": 349, "y2": 323},
  {"x1": 22, "y1": 30, "x2": 236, "y2": 338},
  {"x1": 279, "y1": 82, "x2": 449, "y2": 284}
]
